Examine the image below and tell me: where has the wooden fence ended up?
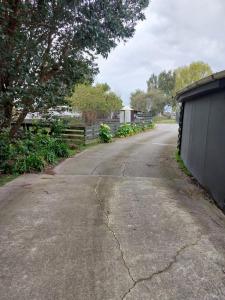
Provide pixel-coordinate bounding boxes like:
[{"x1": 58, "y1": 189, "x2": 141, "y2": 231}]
[
  {"x1": 21, "y1": 120, "x2": 120, "y2": 146},
  {"x1": 85, "y1": 121, "x2": 120, "y2": 144},
  {"x1": 61, "y1": 126, "x2": 85, "y2": 145},
  {"x1": 61, "y1": 121, "x2": 121, "y2": 145},
  {"x1": 135, "y1": 112, "x2": 152, "y2": 123},
  {"x1": 21, "y1": 118, "x2": 152, "y2": 146}
]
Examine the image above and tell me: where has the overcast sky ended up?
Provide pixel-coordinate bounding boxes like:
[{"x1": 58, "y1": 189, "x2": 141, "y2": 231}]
[{"x1": 95, "y1": 0, "x2": 225, "y2": 105}]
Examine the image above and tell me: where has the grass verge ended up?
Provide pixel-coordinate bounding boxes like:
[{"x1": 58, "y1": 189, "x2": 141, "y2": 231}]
[
  {"x1": 0, "y1": 142, "x2": 100, "y2": 187},
  {"x1": 76, "y1": 141, "x2": 100, "y2": 152},
  {"x1": 153, "y1": 116, "x2": 176, "y2": 124},
  {"x1": 0, "y1": 174, "x2": 18, "y2": 187}
]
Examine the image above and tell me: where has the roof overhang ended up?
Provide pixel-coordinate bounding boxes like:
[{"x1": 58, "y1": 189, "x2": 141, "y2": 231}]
[{"x1": 176, "y1": 70, "x2": 225, "y2": 103}]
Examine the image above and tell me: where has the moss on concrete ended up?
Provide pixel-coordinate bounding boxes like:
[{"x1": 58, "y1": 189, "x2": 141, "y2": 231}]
[{"x1": 175, "y1": 150, "x2": 192, "y2": 177}]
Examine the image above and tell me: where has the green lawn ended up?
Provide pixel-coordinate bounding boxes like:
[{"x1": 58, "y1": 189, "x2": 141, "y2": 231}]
[{"x1": 153, "y1": 116, "x2": 176, "y2": 124}]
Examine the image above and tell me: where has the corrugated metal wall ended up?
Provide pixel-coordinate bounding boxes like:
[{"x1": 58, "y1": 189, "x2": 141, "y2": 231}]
[{"x1": 181, "y1": 90, "x2": 225, "y2": 210}]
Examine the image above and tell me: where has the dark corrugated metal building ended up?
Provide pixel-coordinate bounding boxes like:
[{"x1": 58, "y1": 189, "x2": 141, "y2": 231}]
[{"x1": 177, "y1": 71, "x2": 225, "y2": 211}]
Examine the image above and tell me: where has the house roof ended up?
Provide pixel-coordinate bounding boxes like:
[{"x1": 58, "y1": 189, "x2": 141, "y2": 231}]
[
  {"x1": 120, "y1": 106, "x2": 134, "y2": 111},
  {"x1": 176, "y1": 70, "x2": 225, "y2": 102}
]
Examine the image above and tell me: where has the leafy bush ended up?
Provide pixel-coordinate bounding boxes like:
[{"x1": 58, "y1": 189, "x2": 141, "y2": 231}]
[
  {"x1": 145, "y1": 122, "x2": 155, "y2": 130},
  {"x1": 51, "y1": 139, "x2": 70, "y2": 157},
  {"x1": 49, "y1": 118, "x2": 68, "y2": 137},
  {"x1": 99, "y1": 123, "x2": 112, "y2": 143},
  {"x1": 0, "y1": 127, "x2": 70, "y2": 175},
  {"x1": 115, "y1": 124, "x2": 134, "y2": 137},
  {"x1": 31, "y1": 118, "x2": 67, "y2": 137},
  {"x1": 115, "y1": 122, "x2": 155, "y2": 137},
  {"x1": 25, "y1": 153, "x2": 46, "y2": 172},
  {"x1": 41, "y1": 149, "x2": 57, "y2": 164}
]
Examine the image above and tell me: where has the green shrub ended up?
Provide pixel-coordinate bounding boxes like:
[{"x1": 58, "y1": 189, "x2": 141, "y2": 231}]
[
  {"x1": 115, "y1": 122, "x2": 155, "y2": 137},
  {"x1": 115, "y1": 123, "x2": 134, "y2": 137},
  {"x1": 146, "y1": 122, "x2": 155, "y2": 129},
  {"x1": 131, "y1": 123, "x2": 140, "y2": 134},
  {"x1": 41, "y1": 149, "x2": 57, "y2": 164},
  {"x1": 52, "y1": 139, "x2": 70, "y2": 157},
  {"x1": 99, "y1": 123, "x2": 112, "y2": 143},
  {"x1": 0, "y1": 127, "x2": 70, "y2": 175},
  {"x1": 49, "y1": 118, "x2": 67, "y2": 137},
  {"x1": 13, "y1": 157, "x2": 27, "y2": 174},
  {"x1": 25, "y1": 153, "x2": 46, "y2": 172},
  {"x1": 0, "y1": 130, "x2": 13, "y2": 163}
]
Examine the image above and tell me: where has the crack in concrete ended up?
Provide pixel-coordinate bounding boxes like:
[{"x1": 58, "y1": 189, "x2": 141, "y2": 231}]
[
  {"x1": 90, "y1": 164, "x2": 100, "y2": 175},
  {"x1": 95, "y1": 177, "x2": 203, "y2": 300},
  {"x1": 121, "y1": 234, "x2": 202, "y2": 299},
  {"x1": 121, "y1": 162, "x2": 126, "y2": 177},
  {"x1": 94, "y1": 178, "x2": 135, "y2": 286}
]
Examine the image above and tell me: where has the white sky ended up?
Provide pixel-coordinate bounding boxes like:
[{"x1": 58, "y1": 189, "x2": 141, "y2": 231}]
[{"x1": 95, "y1": 0, "x2": 225, "y2": 104}]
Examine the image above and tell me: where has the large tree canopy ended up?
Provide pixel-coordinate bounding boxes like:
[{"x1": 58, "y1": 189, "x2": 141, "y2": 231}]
[
  {"x1": 69, "y1": 83, "x2": 122, "y2": 123},
  {"x1": 148, "y1": 88, "x2": 167, "y2": 115},
  {"x1": 175, "y1": 61, "x2": 212, "y2": 92},
  {"x1": 0, "y1": 0, "x2": 148, "y2": 135},
  {"x1": 130, "y1": 89, "x2": 148, "y2": 112},
  {"x1": 146, "y1": 73, "x2": 158, "y2": 91},
  {"x1": 158, "y1": 70, "x2": 176, "y2": 98},
  {"x1": 147, "y1": 70, "x2": 176, "y2": 108},
  {"x1": 130, "y1": 88, "x2": 167, "y2": 115}
]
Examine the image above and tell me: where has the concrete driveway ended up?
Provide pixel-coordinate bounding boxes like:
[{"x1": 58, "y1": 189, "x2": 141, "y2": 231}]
[{"x1": 1, "y1": 124, "x2": 225, "y2": 300}]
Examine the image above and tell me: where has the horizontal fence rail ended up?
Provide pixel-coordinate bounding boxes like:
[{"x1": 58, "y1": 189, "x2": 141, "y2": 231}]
[
  {"x1": 20, "y1": 120, "x2": 120, "y2": 145},
  {"x1": 61, "y1": 126, "x2": 85, "y2": 145},
  {"x1": 20, "y1": 118, "x2": 152, "y2": 146},
  {"x1": 85, "y1": 121, "x2": 120, "y2": 143}
]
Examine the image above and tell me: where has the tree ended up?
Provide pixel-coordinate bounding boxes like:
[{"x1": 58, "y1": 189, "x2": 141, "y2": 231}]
[
  {"x1": 147, "y1": 73, "x2": 158, "y2": 91},
  {"x1": 158, "y1": 70, "x2": 176, "y2": 108},
  {"x1": 158, "y1": 70, "x2": 176, "y2": 97},
  {"x1": 146, "y1": 71, "x2": 176, "y2": 111},
  {"x1": 70, "y1": 83, "x2": 122, "y2": 123},
  {"x1": 130, "y1": 88, "x2": 166, "y2": 115},
  {"x1": 130, "y1": 89, "x2": 148, "y2": 112},
  {"x1": 105, "y1": 91, "x2": 123, "y2": 116},
  {"x1": 0, "y1": 0, "x2": 149, "y2": 135},
  {"x1": 148, "y1": 88, "x2": 167, "y2": 116},
  {"x1": 175, "y1": 61, "x2": 212, "y2": 92}
]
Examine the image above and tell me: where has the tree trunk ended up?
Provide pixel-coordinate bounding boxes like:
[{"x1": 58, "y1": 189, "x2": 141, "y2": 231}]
[
  {"x1": 0, "y1": 102, "x2": 13, "y2": 130},
  {"x1": 10, "y1": 107, "x2": 29, "y2": 137}
]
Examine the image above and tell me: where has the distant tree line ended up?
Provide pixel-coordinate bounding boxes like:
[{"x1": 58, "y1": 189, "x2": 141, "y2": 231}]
[{"x1": 130, "y1": 61, "x2": 212, "y2": 115}]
